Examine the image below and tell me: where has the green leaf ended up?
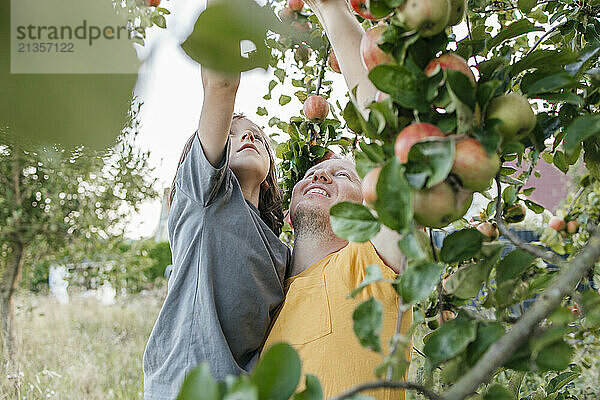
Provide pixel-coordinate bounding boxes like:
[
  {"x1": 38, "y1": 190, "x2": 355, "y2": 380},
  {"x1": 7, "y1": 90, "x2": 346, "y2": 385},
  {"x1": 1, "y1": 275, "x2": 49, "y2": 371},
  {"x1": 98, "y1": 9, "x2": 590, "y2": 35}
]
[
  {"x1": 477, "y1": 80, "x2": 502, "y2": 110},
  {"x1": 368, "y1": 65, "x2": 427, "y2": 112},
  {"x1": 181, "y1": 0, "x2": 283, "y2": 72},
  {"x1": 395, "y1": 261, "x2": 444, "y2": 304},
  {"x1": 440, "y1": 229, "x2": 484, "y2": 264},
  {"x1": 256, "y1": 106, "x2": 268, "y2": 116},
  {"x1": 423, "y1": 314, "x2": 477, "y2": 364},
  {"x1": 565, "y1": 41, "x2": 600, "y2": 76},
  {"x1": 563, "y1": 114, "x2": 600, "y2": 153},
  {"x1": 510, "y1": 50, "x2": 577, "y2": 76},
  {"x1": 330, "y1": 202, "x2": 381, "y2": 243},
  {"x1": 445, "y1": 243, "x2": 503, "y2": 299},
  {"x1": 293, "y1": 375, "x2": 323, "y2": 400},
  {"x1": 526, "y1": 72, "x2": 577, "y2": 95},
  {"x1": 496, "y1": 249, "x2": 537, "y2": 285},
  {"x1": 517, "y1": 0, "x2": 536, "y2": 13},
  {"x1": 398, "y1": 230, "x2": 427, "y2": 261},
  {"x1": 250, "y1": 343, "x2": 301, "y2": 400},
  {"x1": 546, "y1": 371, "x2": 579, "y2": 395},
  {"x1": 153, "y1": 14, "x2": 167, "y2": 28},
  {"x1": 349, "y1": 265, "x2": 385, "y2": 299},
  {"x1": 353, "y1": 297, "x2": 383, "y2": 353},
  {"x1": 484, "y1": 384, "x2": 515, "y2": 400},
  {"x1": 467, "y1": 322, "x2": 506, "y2": 366},
  {"x1": 581, "y1": 289, "x2": 600, "y2": 329},
  {"x1": 553, "y1": 151, "x2": 569, "y2": 173},
  {"x1": 524, "y1": 199, "x2": 545, "y2": 214},
  {"x1": 446, "y1": 69, "x2": 476, "y2": 109},
  {"x1": 535, "y1": 340, "x2": 573, "y2": 371},
  {"x1": 374, "y1": 158, "x2": 413, "y2": 232},
  {"x1": 502, "y1": 185, "x2": 517, "y2": 206},
  {"x1": 279, "y1": 95, "x2": 292, "y2": 106},
  {"x1": 407, "y1": 138, "x2": 455, "y2": 188},
  {"x1": 487, "y1": 19, "x2": 543, "y2": 49},
  {"x1": 177, "y1": 363, "x2": 219, "y2": 400}
]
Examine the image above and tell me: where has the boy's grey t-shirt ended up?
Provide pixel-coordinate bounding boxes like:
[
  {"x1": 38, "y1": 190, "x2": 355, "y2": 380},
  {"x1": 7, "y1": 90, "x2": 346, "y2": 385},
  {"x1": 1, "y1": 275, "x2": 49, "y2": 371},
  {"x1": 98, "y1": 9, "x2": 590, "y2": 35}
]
[{"x1": 143, "y1": 134, "x2": 290, "y2": 400}]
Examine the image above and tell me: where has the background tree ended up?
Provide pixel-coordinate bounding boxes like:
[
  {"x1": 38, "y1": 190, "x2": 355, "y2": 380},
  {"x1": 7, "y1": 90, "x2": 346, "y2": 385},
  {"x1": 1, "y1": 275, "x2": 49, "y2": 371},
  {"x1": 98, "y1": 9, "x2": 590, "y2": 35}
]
[{"x1": 0, "y1": 104, "x2": 158, "y2": 360}]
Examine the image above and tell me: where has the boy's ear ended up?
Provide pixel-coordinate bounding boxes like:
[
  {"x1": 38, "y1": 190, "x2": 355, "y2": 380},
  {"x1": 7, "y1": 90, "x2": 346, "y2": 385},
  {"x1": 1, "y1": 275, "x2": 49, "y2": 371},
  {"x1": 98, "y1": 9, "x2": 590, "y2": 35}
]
[{"x1": 284, "y1": 209, "x2": 293, "y2": 230}]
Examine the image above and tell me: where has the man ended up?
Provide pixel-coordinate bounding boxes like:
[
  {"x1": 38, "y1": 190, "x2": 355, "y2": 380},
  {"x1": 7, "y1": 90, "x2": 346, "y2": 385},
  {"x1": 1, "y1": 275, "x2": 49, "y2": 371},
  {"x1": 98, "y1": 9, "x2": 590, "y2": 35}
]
[
  {"x1": 263, "y1": 159, "x2": 412, "y2": 399},
  {"x1": 262, "y1": 1, "x2": 412, "y2": 398}
]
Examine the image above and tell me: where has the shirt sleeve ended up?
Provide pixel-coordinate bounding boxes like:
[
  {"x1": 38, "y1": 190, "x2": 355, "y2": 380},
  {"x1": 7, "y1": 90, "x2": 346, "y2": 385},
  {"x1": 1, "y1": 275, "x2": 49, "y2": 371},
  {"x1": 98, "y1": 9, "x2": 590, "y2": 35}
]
[{"x1": 175, "y1": 132, "x2": 231, "y2": 206}]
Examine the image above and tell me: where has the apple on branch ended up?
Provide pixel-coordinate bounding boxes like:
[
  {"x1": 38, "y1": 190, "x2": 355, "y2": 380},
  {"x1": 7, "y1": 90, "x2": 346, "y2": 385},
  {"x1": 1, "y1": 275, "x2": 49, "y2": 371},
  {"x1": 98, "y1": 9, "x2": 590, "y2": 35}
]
[
  {"x1": 413, "y1": 181, "x2": 473, "y2": 228},
  {"x1": 549, "y1": 216, "x2": 566, "y2": 231},
  {"x1": 303, "y1": 95, "x2": 330, "y2": 123},
  {"x1": 476, "y1": 221, "x2": 499, "y2": 240},
  {"x1": 360, "y1": 25, "x2": 394, "y2": 71},
  {"x1": 394, "y1": 122, "x2": 445, "y2": 163},
  {"x1": 361, "y1": 167, "x2": 381, "y2": 207},
  {"x1": 451, "y1": 137, "x2": 500, "y2": 192},
  {"x1": 145, "y1": 0, "x2": 160, "y2": 7},
  {"x1": 288, "y1": 0, "x2": 304, "y2": 12},
  {"x1": 396, "y1": 0, "x2": 451, "y2": 37},
  {"x1": 424, "y1": 53, "x2": 476, "y2": 84},
  {"x1": 349, "y1": 0, "x2": 389, "y2": 20},
  {"x1": 486, "y1": 93, "x2": 536, "y2": 143},
  {"x1": 328, "y1": 50, "x2": 341, "y2": 74}
]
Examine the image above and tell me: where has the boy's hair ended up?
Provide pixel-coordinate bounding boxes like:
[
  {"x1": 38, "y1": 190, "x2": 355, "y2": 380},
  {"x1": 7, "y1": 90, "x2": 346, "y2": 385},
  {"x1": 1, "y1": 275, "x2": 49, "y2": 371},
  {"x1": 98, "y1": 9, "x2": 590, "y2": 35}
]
[{"x1": 169, "y1": 114, "x2": 284, "y2": 236}]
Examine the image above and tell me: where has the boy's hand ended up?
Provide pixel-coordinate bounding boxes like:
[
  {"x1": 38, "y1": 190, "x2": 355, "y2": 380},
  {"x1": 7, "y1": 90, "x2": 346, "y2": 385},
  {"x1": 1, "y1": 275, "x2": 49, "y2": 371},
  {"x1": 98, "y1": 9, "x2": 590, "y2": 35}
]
[
  {"x1": 201, "y1": 67, "x2": 241, "y2": 92},
  {"x1": 305, "y1": 0, "x2": 352, "y2": 14}
]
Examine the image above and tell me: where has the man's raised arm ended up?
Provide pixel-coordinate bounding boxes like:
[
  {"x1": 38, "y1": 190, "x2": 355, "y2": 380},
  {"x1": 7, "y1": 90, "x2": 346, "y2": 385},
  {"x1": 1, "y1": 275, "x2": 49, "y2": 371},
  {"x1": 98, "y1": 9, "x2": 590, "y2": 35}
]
[{"x1": 306, "y1": 0, "x2": 378, "y2": 113}]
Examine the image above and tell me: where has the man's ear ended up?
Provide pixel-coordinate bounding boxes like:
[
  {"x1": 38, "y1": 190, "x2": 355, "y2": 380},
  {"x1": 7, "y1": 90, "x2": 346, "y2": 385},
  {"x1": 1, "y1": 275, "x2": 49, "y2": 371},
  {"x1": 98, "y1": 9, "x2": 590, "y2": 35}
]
[
  {"x1": 261, "y1": 180, "x2": 269, "y2": 190},
  {"x1": 284, "y1": 209, "x2": 293, "y2": 230}
]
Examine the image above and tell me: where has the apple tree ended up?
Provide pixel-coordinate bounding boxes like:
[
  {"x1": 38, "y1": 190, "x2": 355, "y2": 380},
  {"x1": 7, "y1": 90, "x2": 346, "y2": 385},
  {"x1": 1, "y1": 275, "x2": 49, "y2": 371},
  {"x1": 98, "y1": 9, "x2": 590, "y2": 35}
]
[
  {"x1": 0, "y1": 105, "x2": 158, "y2": 360},
  {"x1": 179, "y1": 0, "x2": 600, "y2": 398}
]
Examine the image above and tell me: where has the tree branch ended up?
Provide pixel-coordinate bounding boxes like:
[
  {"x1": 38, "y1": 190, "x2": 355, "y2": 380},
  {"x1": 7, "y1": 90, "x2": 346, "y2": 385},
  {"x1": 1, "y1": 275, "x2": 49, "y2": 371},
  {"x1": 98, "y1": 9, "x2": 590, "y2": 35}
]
[
  {"x1": 443, "y1": 225, "x2": 600, "y2": 400},
  {"x1": 315, "y1": 42, "x2": 330, "y2": 96},
  {"x1": 328, "y1": 380, "x2": 443, "y2": 400},
  {"x1": 494, "y1": 176, "x2": 565, "y2": 266},
  {"x1": 525, "y1": 19, "x2": 567, "y2": 56}
]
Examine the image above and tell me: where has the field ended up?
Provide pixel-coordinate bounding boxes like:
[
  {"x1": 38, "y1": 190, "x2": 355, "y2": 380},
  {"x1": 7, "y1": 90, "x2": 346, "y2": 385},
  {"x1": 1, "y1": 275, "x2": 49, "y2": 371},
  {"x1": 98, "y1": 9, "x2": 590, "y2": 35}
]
[
  {"x1": 2, "y1": 289, "x2": 598, "y2": 400},
  {"x1": 0, "y1": 289, "x2": 165, "y2": 400}
]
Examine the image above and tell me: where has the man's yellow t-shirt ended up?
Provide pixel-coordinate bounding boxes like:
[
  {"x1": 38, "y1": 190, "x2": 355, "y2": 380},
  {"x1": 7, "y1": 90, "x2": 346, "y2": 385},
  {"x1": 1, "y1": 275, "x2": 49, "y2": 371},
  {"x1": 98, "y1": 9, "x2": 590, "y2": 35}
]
[{"x1": 262, "y1": 241, "x2": 412, "y2": 399}]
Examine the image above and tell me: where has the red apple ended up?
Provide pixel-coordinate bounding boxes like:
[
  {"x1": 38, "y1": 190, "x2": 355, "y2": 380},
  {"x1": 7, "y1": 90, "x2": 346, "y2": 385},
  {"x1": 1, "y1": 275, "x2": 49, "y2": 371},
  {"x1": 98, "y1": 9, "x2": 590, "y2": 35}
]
[
  {"x1": 279, "y1": 7, "x2": 296, "y2": 23},
  {"x1": 477, "y1": 221, "x2": 499, "y2": 240},
  {"x1": 328, "y1": 50, "x2": 341, "y2": 73},
  {"x1": 145, "y1": 0, "x2": 160, "y2": 6},
  {"x1": 486, "y1": 93, "x2": 536, "y2": 143},
  {"x1": 350, "y1": 0, "x2": 389, "y2": 20},
  {"x1": 303, "y1": 95, "x2": 330, "y2": 122},
  {"x1": 360, "y1": 25, "x2": 394, "y2": 71},
  {"x1": 362, "y1": 167, "x2": 381, "y2": 206},
  {"x1": 394, "y1": 123, "x2": 445, "y2": 163},
  {"x1": 549, "y1": 216, "x2": 566, "y2": 231},
  {"x1": 396, "y1": 0, "x2": 451, "y2": 37},
  {"x1": 447, "y1": 0, "x2": 466, "y2": 26},
  {"x1": 567, "y1": 220, "x2": 578, "y2": 234},
  {"x1": 413, "y1": 181, "x2": 473, "y2": 228},
  {"x1": 424, "y1": 53, "x2": 476, "y2": 84},
  {"x1": 288, "y1": 0, "x2": 304, "y2": 12},
  {"x1": 451, "y1": 137, "x2": 500, "y2": 192}
]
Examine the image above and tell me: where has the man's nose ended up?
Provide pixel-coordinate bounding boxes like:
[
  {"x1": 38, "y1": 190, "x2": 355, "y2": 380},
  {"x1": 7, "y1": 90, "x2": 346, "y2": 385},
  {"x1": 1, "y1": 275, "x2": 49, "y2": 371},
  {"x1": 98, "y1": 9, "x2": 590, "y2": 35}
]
[
  {"x1": 311, "y1": 169, "x2": 331, "y2": 183},
  {"x1": 241, "y1": 131, "x2": 256, "y2": 142}
]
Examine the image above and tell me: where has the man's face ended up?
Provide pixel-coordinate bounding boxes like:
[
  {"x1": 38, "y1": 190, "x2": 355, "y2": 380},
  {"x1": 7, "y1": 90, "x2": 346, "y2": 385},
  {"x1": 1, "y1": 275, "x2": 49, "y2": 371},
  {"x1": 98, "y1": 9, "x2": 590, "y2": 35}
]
[{"x1": 289, "y1": 159, "x2": 362, "y2": 231}]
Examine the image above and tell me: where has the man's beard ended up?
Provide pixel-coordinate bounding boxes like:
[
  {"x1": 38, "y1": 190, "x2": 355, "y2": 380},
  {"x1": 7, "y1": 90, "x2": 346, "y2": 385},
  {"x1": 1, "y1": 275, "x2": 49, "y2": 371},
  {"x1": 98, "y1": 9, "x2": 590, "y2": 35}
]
[{"x1": 291, "y1": 203, "x2": 332, "y2": 239}]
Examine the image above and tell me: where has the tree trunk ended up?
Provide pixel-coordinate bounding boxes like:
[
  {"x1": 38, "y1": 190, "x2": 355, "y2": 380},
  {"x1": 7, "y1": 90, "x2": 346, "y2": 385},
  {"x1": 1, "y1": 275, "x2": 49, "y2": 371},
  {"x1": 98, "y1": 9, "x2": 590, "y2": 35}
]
[{"x1": 0, "y1": 240, "x2": 26, "y2": 362}]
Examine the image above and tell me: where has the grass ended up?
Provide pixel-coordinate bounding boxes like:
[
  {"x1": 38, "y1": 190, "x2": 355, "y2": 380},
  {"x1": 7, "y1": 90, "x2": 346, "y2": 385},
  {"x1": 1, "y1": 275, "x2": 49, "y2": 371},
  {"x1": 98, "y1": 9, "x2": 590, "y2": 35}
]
[{"x1": 0, "y1": 289, "x2": 165, "y2": 400}]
